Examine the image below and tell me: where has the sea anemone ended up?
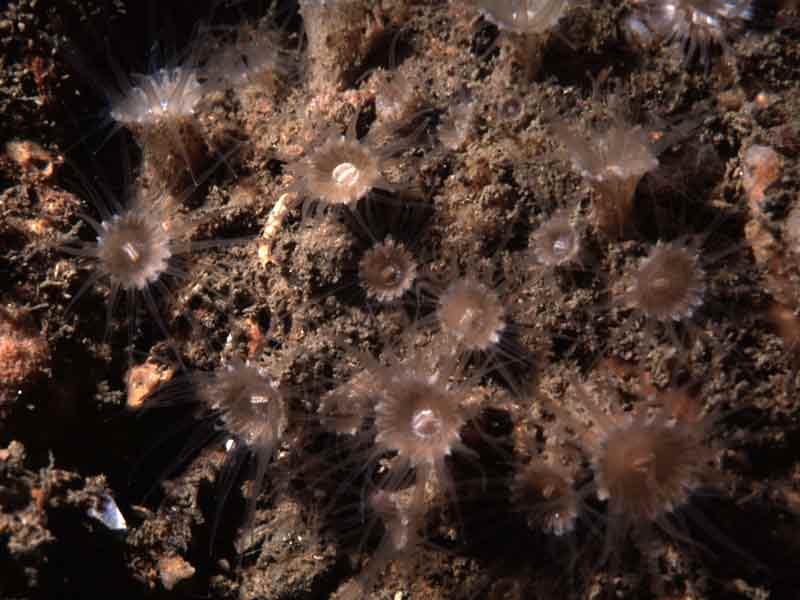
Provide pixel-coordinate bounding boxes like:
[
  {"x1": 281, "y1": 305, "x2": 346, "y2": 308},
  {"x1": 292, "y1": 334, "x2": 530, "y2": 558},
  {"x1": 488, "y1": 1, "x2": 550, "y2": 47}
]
[
  {"x1": 203, "y1": 20, "x2": 294, "y2": 95},
  {"x1": 140, "y1": 359, "x2": 290, "y2": 549},
  {"x1": 554, "y1": 117, "x2": 658, "y2": 239},
  {"x1": 202, "y1": 360, "x2": 288, "y2": 452},
  {"x1": 621, "y1": 240, "x2": 706, "y2": 323},
  {"x1": 308, "y1": 196, "x2": 431, "y2": 316},
  {"x1": 373, "y1": 362, "x2": 470, "y2": 471},
  {"x1": 613, "y1": 236, "x2": 713, "y2": 354},
  {"x1": 539, "y1": 375, "x2": 743, "y2": 594},
  {"x1": 530, "y1": 208, "x2": 585, "y2": 269},
  {"x1": 475, "y1": 0, "x2": 570, "y2": 34},
  {"x1": 57, "y1": 178, "x2": 219, "y2": 363},
  {"x1": 335, "y1": 487, "x2": 426, "y2": 600},
  {"x1": 61, "y1": 20, "x2": 220, "y2": 192},
  {"x1": 317, "y1": 339, "x2": 482, "y2": 512},
  {"x1": 516, "y1": 208, "x2": 592, "y2": 307},
  {"x1": 286, "y1": 111, "x2": 421, "y2": 218},
  {"x1": 358, "y1": 236, "x2": 418, "y2": 303},
  {"x1": 473, "y1": 0, "x2": 572, "y2": 79},
  {"x1": 318, "y1": 369, "x2": 376, "y2": 436},
  {"x1": 591, "y1": 407, "x2": 712, "y2": 522},
  {"x1": 366, "y1": 487, "x2": 422, "y2": 558},
  {"x1": 437, "y1": 89, "x2": 477, "y2": 152},
  {"x1": 437, "y1": 277, "x2": 507, "y2": 352},
  {"x1": 109, "y1": 65, "x2": 205, "y2": 128},
  {"x1": 297, "y1": 134, "x2": 382, "y2": 207},
  {"x1": 313, "y1": 339, "x2": 485, "y2": 596},
  {"x1": 624, "y1": 0, "x2": 751, "y2": 71},
  {"x1": 511, "y1": 460, "x2": 580, "y2": 536},
  {"x1": 419, "y1": 269, "x2": 536, "y2": 395},
  {"x1": 108, "y1": 59, "x2": 213, "y2": 189},
  {"x1": 368, "y1": 30, "x2": 424, "y2": 136}
]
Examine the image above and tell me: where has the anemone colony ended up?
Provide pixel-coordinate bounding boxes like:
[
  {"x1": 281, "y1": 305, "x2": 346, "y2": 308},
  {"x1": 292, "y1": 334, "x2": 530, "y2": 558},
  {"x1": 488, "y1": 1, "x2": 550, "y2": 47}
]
[{"x1": 3, "y1": 0, "x2": 800, "y2": 598}]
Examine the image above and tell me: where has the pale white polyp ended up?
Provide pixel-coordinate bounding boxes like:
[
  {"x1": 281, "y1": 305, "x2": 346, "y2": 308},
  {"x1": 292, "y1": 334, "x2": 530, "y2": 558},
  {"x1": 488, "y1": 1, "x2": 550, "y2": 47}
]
[
  {"x1": 411, "y1": 408, "x2": 441, "y2": 440},
  {"x1": 332, "y1": 162, "x2": 360, "y2": 187},
  {"x1": 122, "y1": 242, "x2": 140, "y2": 263}
]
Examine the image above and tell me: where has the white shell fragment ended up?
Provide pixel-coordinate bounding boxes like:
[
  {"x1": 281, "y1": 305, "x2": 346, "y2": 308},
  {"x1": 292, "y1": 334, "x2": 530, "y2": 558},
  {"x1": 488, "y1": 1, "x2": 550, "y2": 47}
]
[{"x1": 87, "y1": 493, "x2": 128, "y2": 531}]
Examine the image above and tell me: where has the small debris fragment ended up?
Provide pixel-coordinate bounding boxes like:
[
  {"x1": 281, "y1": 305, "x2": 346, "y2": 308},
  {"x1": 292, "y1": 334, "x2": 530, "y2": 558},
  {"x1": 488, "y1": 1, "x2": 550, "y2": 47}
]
[
  {"x1": 23, "y1": 218, "x2": 52, "y2": 236},
  {"x1": 126, "y1": 361, "x2": 175, "y2": 408},
  {"x1": 0, "y1": 440, "x2": 25, "y2": 464},
  {"x1": 717, "y1": 88, "x2": 746, "y2": 110},
  {"x1": 766, "y1": 302, "x2": 800, "y2": 349},
  {"x1": 158, "y1": 555, "x2": 196, "y2": 591},
  {"x1": 0, "y1": 306, "x2": 50, "y2": 410},
  {"x1": 741, "y1": 145, "x2": 792, "y2": 303},
  {"x1": 5, "y1": 140, "x2": 63, "y2": 179},
  {"x1": 742, "y1": 145, "x2": 780, "y2": 208},
  {"x1": 754, "y1": 91, "x2": 778, "y2": 109},
  {"x1": 245, "y1": 317, "x2": 264, "y2": 358},
  {"x1": 259, "y1": 192, "x2": 299, "y2": 267}
]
